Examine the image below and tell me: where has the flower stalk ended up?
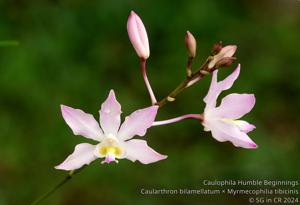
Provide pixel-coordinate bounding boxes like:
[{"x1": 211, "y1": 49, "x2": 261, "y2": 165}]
[
  {"x1": 153, "y1": 114, "x2": 203, "y2": 126},
  {"x1": 186, "y1": 56, "x2": 194, "y2": 77},
  {"x1": 140, "y1": 59, "x2": 157, "y2": 104}
]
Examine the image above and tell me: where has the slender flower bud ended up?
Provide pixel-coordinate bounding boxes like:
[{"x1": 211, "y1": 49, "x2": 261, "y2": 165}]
[
  {"x1": 185, "y1": 31, "x2": 197, "y2": 58},
  {"x1": 208, "y1": 45, "x2": 237, "y2": 69},
  {"x1": 127, "y1": 11, "x2": 150, "y2": 59}
]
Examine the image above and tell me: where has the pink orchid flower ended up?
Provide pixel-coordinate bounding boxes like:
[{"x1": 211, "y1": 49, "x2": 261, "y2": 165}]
[
  {"x1": 127, "y1": 11, "x2": 150, "y2": 59},
  {"x1": 202, "y1": 64, "x2": 257, "y2": 149},
  {"x1": 55, "y1": 90, "x2": 166, "y2": 170}
]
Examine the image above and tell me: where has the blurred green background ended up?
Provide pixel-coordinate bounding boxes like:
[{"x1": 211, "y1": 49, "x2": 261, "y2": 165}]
[{"x1": 0, "y1": 0, "x2": 300, "y2": 204}]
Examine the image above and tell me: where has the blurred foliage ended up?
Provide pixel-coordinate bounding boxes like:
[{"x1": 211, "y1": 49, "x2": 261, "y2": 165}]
[{"x1": 0, "y1": 0, "x2": 299, "y2": 204}]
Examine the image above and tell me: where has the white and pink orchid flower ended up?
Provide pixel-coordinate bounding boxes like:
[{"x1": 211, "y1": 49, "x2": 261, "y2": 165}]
[
  {"x1": 202, "y1": 64, "x2": 257, "y2": 149},
  {"x1": 127, "y1": 11, "x2": 150, "y2": 59},
  {"x1": 55, "y1": 90, "x2": 166, "y2": 171}
]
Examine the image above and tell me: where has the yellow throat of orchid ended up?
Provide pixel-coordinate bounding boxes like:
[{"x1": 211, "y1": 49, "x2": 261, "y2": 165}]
[
  {"x1": 99, "y1": 146, "x2": 122, "y2": 157},
  {"x1": 98, "y1": 133, "x2": 123, "y2": 164}
]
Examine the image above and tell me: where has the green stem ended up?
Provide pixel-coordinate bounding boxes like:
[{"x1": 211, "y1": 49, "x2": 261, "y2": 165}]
[
  {"x1": 156, "y1": 61, "x2": 209, "y2": 107},
  {"x1": 156, "y1": 79, "x2": 189, "y2": 107},
  {"x1": 30, "y1": 168, "x2": 83, "y2": 205}
]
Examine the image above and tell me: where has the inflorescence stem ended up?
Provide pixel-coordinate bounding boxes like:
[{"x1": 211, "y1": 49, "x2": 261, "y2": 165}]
[
  {"x1": 156, "y1": 59, "x2": 210, "y2": 107},
  {"x1": 153, "y1": 114, "x2": 203, "y2": 126}
]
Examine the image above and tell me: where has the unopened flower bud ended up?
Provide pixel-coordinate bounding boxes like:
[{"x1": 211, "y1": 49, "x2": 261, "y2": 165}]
[
  {"x1": 208, "y1": 45, "x2": 237, "y2": 69},
  {"x1": 185, "y1": 31, "x2": 197, "y2": 58},
  {"x1": 211, "y1": 41, "x2": 223, "y2": 55},
  {"x1": 127, "y1": 11, "x2": 150, "y2": 59}
]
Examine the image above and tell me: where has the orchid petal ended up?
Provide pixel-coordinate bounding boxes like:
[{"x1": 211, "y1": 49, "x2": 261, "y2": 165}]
[
  {"x1": 203, "y1": 69, "x2": 218, "y2": 107},
  {"x1": 217, "y1": 64, "x2": 240, "y2": 91},
  {"x1": 55, "y1": 143, "x2": 97, "y2": 170},
  {"x1": 216, "y1": 93, "x2": 255, "y2": 119},
  {"x1": 117, "y1": 106, "x2": 158, "y2": 141},
  {"x1": 204, "y1": 64, "x2": 240, "y2": 108},
  {"x1": 61, "y1": 105, "x2": 103, "y2": 141},
  {"x1": 203, "y1": 70, "x2": 218, "y2": 107},
  {"x1": 211, "y1": 121, "x2": 257, "y2": 149},
  {"x1": 234, "y1": 120, "x2": 256, "y2": 133},
  {"x1": 99, "y1": 90, "x2": 121, "y2": 136},
  {"x1": 124, "y1": 139, "x2": 167, "y2": 164}
]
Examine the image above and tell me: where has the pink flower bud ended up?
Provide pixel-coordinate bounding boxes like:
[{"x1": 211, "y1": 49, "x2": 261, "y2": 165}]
[
  {"x1": 127, "y1": 11, "x2": 150, "y2": 59},
  {"x1": 185, "y1": 31, "x2": 197, "y2": 58},
  {"x1": 220, "y1": 45, "x2": 237, "y2": 58},
  {"x1": 208, "y1": 45, "x2": 237, "y2": 69}
]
